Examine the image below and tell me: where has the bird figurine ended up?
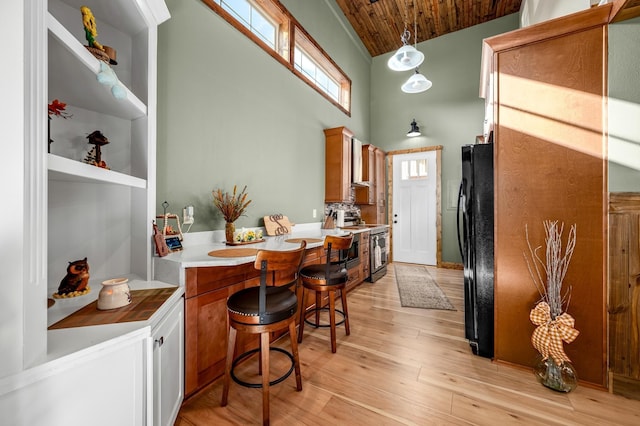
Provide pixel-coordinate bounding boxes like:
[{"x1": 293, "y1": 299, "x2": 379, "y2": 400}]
[
  {"x1": 84, "y1": 130, "x2": 110, "y2": 169},
  {"x1": 54, "y1": 258, "x2": 91, "y2": 298}
]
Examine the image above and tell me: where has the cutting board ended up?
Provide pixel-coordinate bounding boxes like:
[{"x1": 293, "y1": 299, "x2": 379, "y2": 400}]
[
  {"x1": 48, "y1": 287, "x2": 177, "y2": 329},
  {"x1": 263, "y1": 214, "x2": 293, "y2": 235}
]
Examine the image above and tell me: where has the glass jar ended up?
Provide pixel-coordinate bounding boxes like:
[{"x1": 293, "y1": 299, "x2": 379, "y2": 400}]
[{"x1": 534, "y1": 356, "x2": 578, "y2": 393}]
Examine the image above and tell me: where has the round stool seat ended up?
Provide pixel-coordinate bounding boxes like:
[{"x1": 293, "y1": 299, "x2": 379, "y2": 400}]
[
  {"x1": 228, "y1": 286, "x2": 297, "y2": 325},
  {"x1": 300, "y1": 264, "x2": 348, "y2": 287}
]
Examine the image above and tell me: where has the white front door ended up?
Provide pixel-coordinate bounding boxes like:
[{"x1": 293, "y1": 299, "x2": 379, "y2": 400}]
[{"x1": 392, "y1": 151, "x2": 437, "y2": 265}]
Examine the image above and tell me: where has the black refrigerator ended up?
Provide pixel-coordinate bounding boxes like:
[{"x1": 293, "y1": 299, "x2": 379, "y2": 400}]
[{"x1": 457, "y1": 143, "x2": 494, "y2": 358}]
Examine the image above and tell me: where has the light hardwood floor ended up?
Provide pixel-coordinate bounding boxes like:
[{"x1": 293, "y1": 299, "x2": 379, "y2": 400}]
[{"x1": 176, "y1": 263, "x2": 640, "y2": 425}]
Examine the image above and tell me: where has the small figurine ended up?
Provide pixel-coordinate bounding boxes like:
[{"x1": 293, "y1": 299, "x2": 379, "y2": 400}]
[
  {"x1": 84, "y1": 130, "x2": 110, "y2": 169},
  {"x1": 53, "y1": 258, "x2": 91, "y2": 298},
  {"x1": 81, "y1": 6, "x2": 104, "y2": 51},
  {"x1": 81, "y1": 6, "x2": 118, "y2": 65}
]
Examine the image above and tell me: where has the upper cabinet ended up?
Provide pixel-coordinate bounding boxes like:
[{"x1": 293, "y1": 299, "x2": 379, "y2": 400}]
[
  {"x1": 47, "y1": 0, "x2": 169, "y2": 294},
  {"x1": 354, "y1": 144, "x2": 376, "y2": 205},
  {"x1": 360, "y1": 147, "x2": 387, "y2": 225},
  {"x1": 324, "y1": 126, "x2": 354, "y2": 203}
]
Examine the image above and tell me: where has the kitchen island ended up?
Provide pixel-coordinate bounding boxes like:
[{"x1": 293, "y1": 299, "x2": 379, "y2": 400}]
[{"x1": 153, "y1": 223, "x2": 387, "y2": 398}]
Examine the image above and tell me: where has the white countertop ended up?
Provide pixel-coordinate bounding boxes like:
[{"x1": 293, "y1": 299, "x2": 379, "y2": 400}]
[
  {"x1": 152, "y1": 223, "x2": 389, "y2": 285},
  {"x1": 47, "y1": 279, "x2": 184, "y2": 361}
]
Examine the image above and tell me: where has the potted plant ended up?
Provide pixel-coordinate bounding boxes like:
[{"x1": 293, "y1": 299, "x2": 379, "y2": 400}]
[
  {"x1": 212, "y1": 185, "x2": 252, "y2": 243},
  {"x1": 524, "y1": 220, "x2": 580, "y2": 392}
]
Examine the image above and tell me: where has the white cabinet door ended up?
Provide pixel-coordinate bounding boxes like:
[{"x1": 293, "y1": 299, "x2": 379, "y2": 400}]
[
  {"x1": 152, "y1": 298, "x2": 185, "y2": 426},
  {"x1": 0, "y1": 330, "x2": 148, "y2": 426}
]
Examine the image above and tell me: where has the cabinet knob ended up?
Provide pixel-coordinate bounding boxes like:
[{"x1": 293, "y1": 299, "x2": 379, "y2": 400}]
[{"x1": 155, "y1": 336, "x2": 164, "y2": 347}]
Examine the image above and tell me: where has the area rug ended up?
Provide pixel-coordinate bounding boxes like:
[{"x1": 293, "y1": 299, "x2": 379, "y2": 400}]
[{"x1": 394, "y1": 263, "x2": 455, "y2": 310}]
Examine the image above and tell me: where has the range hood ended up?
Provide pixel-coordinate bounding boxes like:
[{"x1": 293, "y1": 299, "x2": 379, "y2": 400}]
[{"x1": 351, "y1": 138, "x2": 369, "y2": 187}]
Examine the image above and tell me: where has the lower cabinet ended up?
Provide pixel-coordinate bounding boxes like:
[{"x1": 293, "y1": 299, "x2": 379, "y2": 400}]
[
  {"x1": 153, "y1": 296, "x2": 185, "y2": 426},
  {"x1": 0, "y1": 292, "x2": 184, "y2": 426},
  {"x1": 360, "y1": 231, "x2": 370, "y2": 284},
  {"x1": 609, "y1": 192, "x2": 640, "y2": 399},
  {"x1": 184, "y1": 263, "x2": 260, "y2": 397}
]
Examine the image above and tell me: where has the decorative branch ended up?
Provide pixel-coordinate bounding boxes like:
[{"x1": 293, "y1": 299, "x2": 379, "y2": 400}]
[{"x1": 524, "y1": 220, "x2": 577, "y2": 318}]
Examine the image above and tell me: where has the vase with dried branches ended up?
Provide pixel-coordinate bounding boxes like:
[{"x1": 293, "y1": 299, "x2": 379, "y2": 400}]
[
  {"x1": 524, "y1": 220, "x2": 580, "y2": 392},
  {"x1": 212, "y1": 185, "x2": 252, "y2": 243}
]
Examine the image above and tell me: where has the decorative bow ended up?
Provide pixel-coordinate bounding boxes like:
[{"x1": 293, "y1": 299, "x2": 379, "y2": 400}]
[{"x1": 530, "y1": 302, "x2": 580, "y2": 365}]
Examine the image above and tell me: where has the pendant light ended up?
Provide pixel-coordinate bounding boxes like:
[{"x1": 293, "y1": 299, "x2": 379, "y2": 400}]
[
  {"x1": 407, "y1": 119, "x2": 421, "y2": 137},
  {"x1": 387, "y1": 1, "x2": 424, "y2": 71},
  {"x1": 402, "y1": 68, "x2": 432, "y2": 93}
]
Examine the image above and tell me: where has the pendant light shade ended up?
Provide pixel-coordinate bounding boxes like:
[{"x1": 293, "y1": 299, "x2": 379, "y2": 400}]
[
  {"x1": 407, "y1": 119, "x2": 421, "y2": 137},
  {"x1": 387, "y1": 44, "x2": 424, "y2": 71},
  {"x1": 401, "y1": 69, "x2": 432, "y2": 94}
]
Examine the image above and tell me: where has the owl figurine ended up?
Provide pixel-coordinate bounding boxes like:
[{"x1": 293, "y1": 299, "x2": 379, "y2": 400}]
[{"x1": 55, "y1": 258, "x2": 91, "y2": 297}]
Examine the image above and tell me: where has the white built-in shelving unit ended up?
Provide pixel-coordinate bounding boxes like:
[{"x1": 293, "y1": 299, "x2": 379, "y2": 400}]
[
  {"x1": 46, "y1": 0, "x2": 167, "y2": 292},
  {"x1": 0, "y1": 1, "x2": 184, "y2": 425}
]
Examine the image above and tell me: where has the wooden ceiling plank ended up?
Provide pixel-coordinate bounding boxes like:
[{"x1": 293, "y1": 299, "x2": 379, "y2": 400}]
[{"x1": 334, "y1": 0, "x2": 523, "y2": 57}]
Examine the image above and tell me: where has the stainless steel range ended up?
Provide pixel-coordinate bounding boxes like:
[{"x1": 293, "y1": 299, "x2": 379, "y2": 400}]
[{"x1": 369, "y1": 228, "x2": 388, "y2": 282}]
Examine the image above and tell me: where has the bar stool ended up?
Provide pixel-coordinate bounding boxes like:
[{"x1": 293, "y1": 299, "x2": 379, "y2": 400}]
[
  {"x1": 298, "y1": 233, "x2": 354, "y2": 353},
  {"x1": 221, "y1": 241, "x2": 306, "y2": 426}
]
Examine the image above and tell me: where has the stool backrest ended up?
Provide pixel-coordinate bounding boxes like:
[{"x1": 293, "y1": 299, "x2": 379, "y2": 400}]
[
  {"x1": 254, "y1": 240, "x2": 307, "y2": 289},
  {"x1": 254, "y1": 241, "x2": 306, "y2": 321},
  {"x1": 324, "y1": 233, "x2": 354, "y2": 271}
]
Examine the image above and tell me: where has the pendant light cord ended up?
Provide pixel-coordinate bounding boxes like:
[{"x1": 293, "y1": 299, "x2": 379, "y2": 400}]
[
  {"x1": 400, "y1": 0, "x2": 410, "y2": 45},
  {"x1": 413, "y1": 1, "x2": 418, "y2": 48}
]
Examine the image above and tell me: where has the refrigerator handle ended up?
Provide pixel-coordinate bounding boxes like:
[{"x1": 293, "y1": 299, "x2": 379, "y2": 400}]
[{"x1": 456, "y1": 180, "x2": 464, "y2": 260}]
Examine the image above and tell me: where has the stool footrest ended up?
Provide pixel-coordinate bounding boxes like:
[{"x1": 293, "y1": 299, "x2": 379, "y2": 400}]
[
  {"x1": 302, "y1": 306, "x2": 346, "y2": 328},
  {"x1": 231, "y1": 347, "x2": 295, "y2": 388}
]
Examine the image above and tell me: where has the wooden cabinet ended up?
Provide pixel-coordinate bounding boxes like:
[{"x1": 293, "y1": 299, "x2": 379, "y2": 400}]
[
  {"x1": 360, "y1": 147, "x2": 387, "y2": 225},
  {"x1": 355, "y1": 144, "x2": 376, "y2": 205},
  {"x1": 324, "y1": 126, "x2": 353, "y2": 203},
  {"x1": 184, "y1": 263, "x2": 260, "y2": 398},
  {"x1": 361, "y1": 231, "x2": 371, "y2": 283},
  {"x1": 183, "y1": 247, "x2": 323, "y2": 398},
  {"x1": 485, "y1": 5, "x2": 609, "y2": 388},
  {"x1": 609, "y1": 192, "x2": 640, "y2": 400}
]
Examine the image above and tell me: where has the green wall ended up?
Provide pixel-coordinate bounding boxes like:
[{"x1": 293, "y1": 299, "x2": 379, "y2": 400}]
[
  {"x1": 157, "y1": 1, "x2": 520, "y2": 263},
  {"x1": 370, "y1": 14, "x2": 519, "y2": 263},
  {"x1": 156, "y1": 0, "x2": 370, "y2": 231},
  {"x1": 609, "y1": 16, "x2": 640, "y2": 192}
]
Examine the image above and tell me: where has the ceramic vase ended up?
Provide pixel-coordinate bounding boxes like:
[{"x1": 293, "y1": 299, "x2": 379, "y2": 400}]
[
  {"x1": 97, "y1": 278, "x2": 131, "y2": 310},
  {"x1": 534, "y1": 356, "x2": 578, "y2": 393}
]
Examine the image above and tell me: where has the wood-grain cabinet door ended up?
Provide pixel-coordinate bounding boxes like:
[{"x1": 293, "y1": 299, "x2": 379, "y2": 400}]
[
  {"x1": 609, "y1": 194, "x2": 640, "y2": 398},
  {"x1": 184, "y1": 280, "x2": 257, "y2": 397},
  {"x1": 488, "y1": 8, "x2": 608, "y2": 387}
]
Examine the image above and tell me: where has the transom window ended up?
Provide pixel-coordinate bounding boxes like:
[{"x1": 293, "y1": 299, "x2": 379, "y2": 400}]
[
  {"x1": 219, "y1": 0, "x2": 277, "y2": 49},
  {"x1": 202, "y1": 0, "x2": 351, "y2": 115},
  {"x1": 400, "y1": 159, "x2": 428, "y2": 180}
]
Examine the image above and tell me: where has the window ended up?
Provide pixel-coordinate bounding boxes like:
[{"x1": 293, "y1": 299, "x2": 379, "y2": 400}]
[
  {"x1": 201, "y1": 0, "x2": 351, "y2": 115},
  {"x1": 293, "y1": 27, "x2": 350, "y2": 111},
  {"x1": 219, "y1": 0, "x2": 277, "y2": 49},
  {"x1": 400, "y1": 159, "x2": 428, "y2": 180}
]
